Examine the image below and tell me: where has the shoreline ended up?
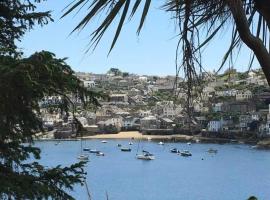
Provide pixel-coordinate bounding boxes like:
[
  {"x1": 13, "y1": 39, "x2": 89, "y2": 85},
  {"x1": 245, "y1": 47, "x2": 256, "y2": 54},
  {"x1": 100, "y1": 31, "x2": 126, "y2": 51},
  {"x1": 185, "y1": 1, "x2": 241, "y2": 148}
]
[
  {"x1": 81, "y1": 131, "x2": 256, "y2": 144},
  {"x1": 36, "y1": 131, "x2": 264, "y2": 147}
]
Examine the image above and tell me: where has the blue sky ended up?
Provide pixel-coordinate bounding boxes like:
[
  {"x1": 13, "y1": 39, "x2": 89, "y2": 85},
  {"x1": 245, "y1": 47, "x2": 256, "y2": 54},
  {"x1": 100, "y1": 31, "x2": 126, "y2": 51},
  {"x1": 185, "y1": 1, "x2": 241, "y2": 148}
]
[{"x1": 20, "y1": 0, "x2": 259, "y2": 76}]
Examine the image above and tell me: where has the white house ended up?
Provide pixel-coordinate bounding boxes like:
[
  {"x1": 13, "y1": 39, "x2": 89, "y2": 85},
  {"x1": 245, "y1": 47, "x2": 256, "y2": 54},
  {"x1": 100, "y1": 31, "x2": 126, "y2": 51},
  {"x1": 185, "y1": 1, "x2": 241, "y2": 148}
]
[
  {"x1": 154, "y1": 101, "x2": 182, "y2": 118},
  {"x1": 207, "y1": 120, "x2": 223, "y2": 132},
  {"x1": 138, "y1": 110, "x2": 152, "y2": 118},
  {"x1": 138, "y1": 76, "x2": 148, "y2": 82},
  {"x1": 109, "y1": 94, "x2": 128, "y2": 104},
  {"x1": 123, "y1": 116, "x2": 140, "y2": 130},
  {"x1": 213, "y1": 103, "x2": 223, "y2": 112},
  {"x1": 83, "y1": 80, "x2": 95, "y2": 88},
  {"x1": 236, "y1": 90, "x2": 252, "y2": 101},
  {"x1": 140, "y1": 116, "x2": 160, "y2": 130}
]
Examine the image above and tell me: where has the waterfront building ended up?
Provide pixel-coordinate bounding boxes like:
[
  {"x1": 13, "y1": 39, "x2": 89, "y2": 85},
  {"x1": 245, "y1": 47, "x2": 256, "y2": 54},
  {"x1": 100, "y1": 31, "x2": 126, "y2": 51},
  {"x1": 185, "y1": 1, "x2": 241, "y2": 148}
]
[
  {"x1": 207, "y1": 120, "x2": 223, "y2": 132},
  {"x1": 140, "y1": 116, "x2": 160, "y2": 130}
]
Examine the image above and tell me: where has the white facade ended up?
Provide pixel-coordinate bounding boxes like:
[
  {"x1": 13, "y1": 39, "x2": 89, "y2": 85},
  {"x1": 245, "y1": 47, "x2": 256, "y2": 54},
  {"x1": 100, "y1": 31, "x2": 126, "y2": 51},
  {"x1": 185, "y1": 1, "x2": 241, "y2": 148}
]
[
  {"x1": 140, "y1": 116, "x2": 160, "y2": 129},
  {"x1": 207, "y1": 120, "x2": 223, "y2": 132},
  {"x1": 215, "y1": 89, "x2": 238, "y2": 97},
  {"x1": 236, "y1": 90, "x2": 252, "y2": 101},
  {"x1": 83, "y1": 80, "x2": 95, "y2": 88},
  {"x1": 213, "y1": 103, "x2": 223, "y2": 112},
  {"x1": 123, "y1": 117, "x2": 139, "y2": 128}
]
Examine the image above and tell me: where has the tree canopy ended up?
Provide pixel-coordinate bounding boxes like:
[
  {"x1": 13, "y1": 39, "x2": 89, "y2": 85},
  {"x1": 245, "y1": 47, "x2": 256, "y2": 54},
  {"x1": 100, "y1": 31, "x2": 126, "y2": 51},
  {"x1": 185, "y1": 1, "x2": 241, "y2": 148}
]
[{"x1": 0, "y1": 0, "x2": 99, "y2": 199}]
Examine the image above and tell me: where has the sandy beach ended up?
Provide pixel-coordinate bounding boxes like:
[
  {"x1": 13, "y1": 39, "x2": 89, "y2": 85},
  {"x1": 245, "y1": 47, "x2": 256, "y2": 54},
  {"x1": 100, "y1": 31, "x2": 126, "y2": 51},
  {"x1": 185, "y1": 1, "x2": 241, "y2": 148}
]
[
  {"x1": 81, "y1": 131, "x2": 259, "y2": 145},
  {"x1": 83, "y1": 131, "x2": 194, "y2": 141}
]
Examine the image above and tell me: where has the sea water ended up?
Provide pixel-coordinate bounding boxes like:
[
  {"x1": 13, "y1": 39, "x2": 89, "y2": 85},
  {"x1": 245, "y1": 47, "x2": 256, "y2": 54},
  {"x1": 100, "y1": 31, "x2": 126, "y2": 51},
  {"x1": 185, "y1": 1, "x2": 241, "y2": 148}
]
[{"x1": 36, "y1": 139, "x2": 270, "y2": 200}]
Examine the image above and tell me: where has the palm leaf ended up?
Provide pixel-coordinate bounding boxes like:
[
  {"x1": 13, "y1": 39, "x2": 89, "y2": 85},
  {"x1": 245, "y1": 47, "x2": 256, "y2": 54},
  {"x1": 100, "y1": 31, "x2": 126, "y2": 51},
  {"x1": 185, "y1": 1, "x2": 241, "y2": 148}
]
[
  {"x1": 109, "y1": 0, "x2": 130, "y2": 53},
  {"x1": 137, "y1": 0, "x2": 151, "y2": 34}
]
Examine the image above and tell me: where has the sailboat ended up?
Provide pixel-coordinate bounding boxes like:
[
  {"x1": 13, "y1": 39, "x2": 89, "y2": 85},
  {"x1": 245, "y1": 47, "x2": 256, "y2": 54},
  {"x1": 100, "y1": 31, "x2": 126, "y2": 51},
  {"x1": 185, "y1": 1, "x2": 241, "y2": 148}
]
[
  {"x1": 136, "y1": 139, "x2": 155, "y2": 160},
  {"x1": 136, "y1": 150, "x2": 155, "y2": 160},
  {"x1": 78, "y1": 139, "x2": 89, "y2": 161},
  {"x1": 78, "y1": 154, "x2": 89, "y2": 161}
]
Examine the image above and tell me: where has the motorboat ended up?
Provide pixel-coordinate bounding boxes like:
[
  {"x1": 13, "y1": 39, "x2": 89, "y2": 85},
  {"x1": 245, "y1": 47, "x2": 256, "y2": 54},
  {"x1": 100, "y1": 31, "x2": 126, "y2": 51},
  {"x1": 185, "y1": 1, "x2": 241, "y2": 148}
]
[
  {"x1": 129, "y1": 142, "x2": 133, "y2": 145},
  {"x1": 89, "y1": 149, "x2": 99, "y2": 153},
  {"x1": 180, "y1": 150, "x2": 192, "y2": 157},
  {"x1": 96, "y1": 151, "x2": 105, "y2": 156},
  {"x1": 121, "y1": 147, "x2": 131, "y2": 152},
  {"x1": 170, "y1": 148, "x2": 180, "y2": 153},
  {"x1": 77, "y1": 154, "x2": 89, "y2": 161},
  {"x1": 158, "y1": 142, "x2": 164, "y2": 145},
  {"x1": 207, "y1": 148, "x2": 218, "y2": 154},
  {"x1": 136, "y1": 152, "x2": 155, "y2": 160},
  {"x1": 83, "y1": 148, "x2": 90, "y2": 151},
  {"x1": 117, "y1": 144, "x2": 122, "y2": 147},
  {"x1": 187, "y1": 142, "x2": 191, "y2": 145},
  {"x1": 101, "y1": 140, "x2": 107, "y2": 143}
]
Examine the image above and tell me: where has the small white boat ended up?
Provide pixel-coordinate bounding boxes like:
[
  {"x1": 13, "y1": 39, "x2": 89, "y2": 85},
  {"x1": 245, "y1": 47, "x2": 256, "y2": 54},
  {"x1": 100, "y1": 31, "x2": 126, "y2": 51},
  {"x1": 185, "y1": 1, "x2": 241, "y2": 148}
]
[
  {"x1": 136, "y1": 152, "x2": 155, "y2": 160},
  {"x1": 89, "y1": 149, "x2": 99, "y2": 153},
  {"x1": 187, "y1": 142, "x2": 191, "y2": 145},
  {"x1": 77, "y1": 154, "x2": 89, "y2": 161},
  {"x1": 158, "y1": 142, "x2": 164, "y2": 145},
  {"x1": 170, "y1": 148, "x2": 180, "y2": 153},
  {"x1": 195, "y1": 139, "x2": 200, "y2": 143},
  {"x1": 101, "y1": 140, "x2": 107, "y2": 143},
  {"x1": 83, "y1": 148, "x2": 90, "y2": 151},
  {"x1": 129, "y1": 142, "x2": 133, "y2": 145},
  {"x1": 96, "y1": 151, "x2": 105, "y2": 156},
  {"x1": 180, "y1": 150, "x2": 192, "y2": 157},
  {"x1": 147, "y1": 137, "x2": 152, "y2": 141}
]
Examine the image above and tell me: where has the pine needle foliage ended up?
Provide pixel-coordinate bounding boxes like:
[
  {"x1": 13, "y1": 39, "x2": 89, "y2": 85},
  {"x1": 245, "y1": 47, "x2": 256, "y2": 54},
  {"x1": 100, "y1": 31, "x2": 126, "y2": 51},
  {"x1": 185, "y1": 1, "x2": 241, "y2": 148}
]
[{"x1": 0, "y1": 1, "x2": 101, "y2": 199}]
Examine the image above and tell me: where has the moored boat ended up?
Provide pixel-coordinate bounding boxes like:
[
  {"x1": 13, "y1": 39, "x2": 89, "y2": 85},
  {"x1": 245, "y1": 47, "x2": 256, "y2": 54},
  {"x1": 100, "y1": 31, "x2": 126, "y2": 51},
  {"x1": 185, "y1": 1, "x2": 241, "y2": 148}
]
[
  {"x1": 83, "y1": 148, "x2": 90, "y2": 151},
  {"x1": 136, "y1": 152, "x2": 155, "y2": 160},
  {"x1": 96, "y1": 151, "x2": 105, "y2": 156},
  {"x1": 89, "y1": 149, "x2": 99, "y2": 153},
  {"x1": 170, "y1": 148, "x2": 180, "y2": 153},
  {"x1": 101, "y1": 140, "x2": 107, "y2": 143},
  {"x1": 180, "y1": 150, "x2": 192, "y2": 157},
  {"x1": 77, "y1": 154, "x2": 89, "y2": 161},
  {"x1": 121, "y1": 147, "x2": 131, "y2": 152},
  {"x1": 158, "y1": 142, "x2": 164, "y2": 145}
]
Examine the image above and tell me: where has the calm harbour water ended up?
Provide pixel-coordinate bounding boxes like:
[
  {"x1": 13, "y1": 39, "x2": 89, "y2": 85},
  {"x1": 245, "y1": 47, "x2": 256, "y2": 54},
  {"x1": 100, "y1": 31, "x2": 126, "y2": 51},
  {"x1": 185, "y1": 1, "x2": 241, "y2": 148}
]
[{"x1": 35, "y1": 139, "x2": 270, "y2": 200}]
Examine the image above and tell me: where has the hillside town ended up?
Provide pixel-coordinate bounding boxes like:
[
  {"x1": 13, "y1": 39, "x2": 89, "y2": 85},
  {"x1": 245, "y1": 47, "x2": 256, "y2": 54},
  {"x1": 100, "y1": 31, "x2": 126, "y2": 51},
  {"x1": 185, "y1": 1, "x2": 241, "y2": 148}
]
[{"x1": 39, "y1": 67, "x2": 270, "y2": 141}]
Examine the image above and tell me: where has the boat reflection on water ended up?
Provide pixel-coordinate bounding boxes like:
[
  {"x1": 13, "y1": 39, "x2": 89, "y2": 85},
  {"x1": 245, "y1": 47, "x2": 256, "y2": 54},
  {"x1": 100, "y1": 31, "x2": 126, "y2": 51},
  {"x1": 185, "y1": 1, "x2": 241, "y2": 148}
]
[{"x1": 207, "y1": 148, "x2": 218, "y2": 154}]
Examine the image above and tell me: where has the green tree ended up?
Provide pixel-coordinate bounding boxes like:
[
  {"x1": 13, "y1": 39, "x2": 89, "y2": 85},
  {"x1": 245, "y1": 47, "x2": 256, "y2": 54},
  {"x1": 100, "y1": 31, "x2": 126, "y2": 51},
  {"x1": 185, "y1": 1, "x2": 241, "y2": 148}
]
[{"x1": 0, "y1": 1, "x2": 99, "y2": 199}]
